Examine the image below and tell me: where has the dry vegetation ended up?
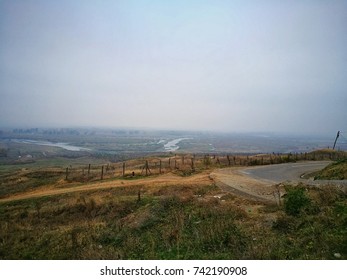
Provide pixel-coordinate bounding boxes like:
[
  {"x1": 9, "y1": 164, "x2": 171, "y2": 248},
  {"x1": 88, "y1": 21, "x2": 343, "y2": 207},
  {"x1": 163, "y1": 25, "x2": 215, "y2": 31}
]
[
  {"x1": 314, "y1": 158, "x2": 347, "y2": 180},
  {"x1": 0, "y1": 151, "x2": 346, "y2": 260}
]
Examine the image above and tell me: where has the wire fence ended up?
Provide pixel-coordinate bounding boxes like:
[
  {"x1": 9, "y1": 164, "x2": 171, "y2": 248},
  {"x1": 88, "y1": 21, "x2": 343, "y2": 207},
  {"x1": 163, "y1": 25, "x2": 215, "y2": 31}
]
[{"x1": 63, "y1": 150, "x2": 347, "y2": 182}]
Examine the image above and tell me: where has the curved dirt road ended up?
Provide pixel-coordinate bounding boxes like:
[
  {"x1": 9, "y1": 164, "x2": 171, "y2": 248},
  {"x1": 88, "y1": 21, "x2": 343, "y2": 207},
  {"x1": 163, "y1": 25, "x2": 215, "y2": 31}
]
[
  {"x1": 211, "y1": 161, "x2": 345, "y2": 203},
  {"x1": 240, "y1": 161, "x2": 331, "y2": 183},
  {"x1": 0, "y1": 172, "x2": 212, "y2": 203},
  {"x1": 1, "y1": 161, "x2": 345, "y2": 204}
]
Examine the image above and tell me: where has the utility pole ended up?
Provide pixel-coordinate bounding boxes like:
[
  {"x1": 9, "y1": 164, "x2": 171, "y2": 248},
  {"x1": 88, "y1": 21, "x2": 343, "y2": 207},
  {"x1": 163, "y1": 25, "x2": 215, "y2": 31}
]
[{"x1": 333, "y1": 131, "x2": 340, "y2": 150}]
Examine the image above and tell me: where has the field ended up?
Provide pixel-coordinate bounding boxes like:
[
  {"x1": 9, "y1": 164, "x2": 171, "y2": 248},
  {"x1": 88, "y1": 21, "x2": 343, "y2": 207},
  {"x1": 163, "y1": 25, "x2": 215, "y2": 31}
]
[{"x1": 0, "y1": 128, "x2": 346, "y2": 259}]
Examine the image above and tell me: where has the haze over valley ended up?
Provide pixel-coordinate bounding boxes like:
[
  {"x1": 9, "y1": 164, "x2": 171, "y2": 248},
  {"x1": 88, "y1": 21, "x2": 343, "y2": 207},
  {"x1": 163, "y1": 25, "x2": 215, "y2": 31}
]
[
  {"x1": 1, "y1": 1, "x2": 346, "y2": 136},
  {"x1": 1, "y1": 1, "x2": 347, "y2": 263}
]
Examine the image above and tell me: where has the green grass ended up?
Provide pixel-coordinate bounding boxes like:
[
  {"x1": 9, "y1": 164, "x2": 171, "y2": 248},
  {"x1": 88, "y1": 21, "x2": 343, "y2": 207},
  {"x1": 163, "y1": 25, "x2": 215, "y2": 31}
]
[{"x1": 0, "y1": 169, "x2": 65, "y2": 198}]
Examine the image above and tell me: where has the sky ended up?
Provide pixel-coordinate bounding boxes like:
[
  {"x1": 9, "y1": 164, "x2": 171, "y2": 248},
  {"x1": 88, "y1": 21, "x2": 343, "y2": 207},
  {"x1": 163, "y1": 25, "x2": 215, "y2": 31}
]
[{"x1": 0, "y1": 0, "x2": 346, "y2": 136}]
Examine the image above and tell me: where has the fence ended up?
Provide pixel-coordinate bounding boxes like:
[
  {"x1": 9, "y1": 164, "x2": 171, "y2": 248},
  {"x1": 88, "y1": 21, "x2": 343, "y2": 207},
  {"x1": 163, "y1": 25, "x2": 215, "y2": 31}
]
[{"x1": 63, "y1": 151, "x2": 346, "y2": 182}]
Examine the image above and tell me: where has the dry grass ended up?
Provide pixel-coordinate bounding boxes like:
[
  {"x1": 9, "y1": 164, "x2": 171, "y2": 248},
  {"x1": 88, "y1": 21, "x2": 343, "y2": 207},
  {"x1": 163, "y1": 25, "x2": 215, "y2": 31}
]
[{"x1": 0, "y1": 153, "x2": 346, "y2": 260}]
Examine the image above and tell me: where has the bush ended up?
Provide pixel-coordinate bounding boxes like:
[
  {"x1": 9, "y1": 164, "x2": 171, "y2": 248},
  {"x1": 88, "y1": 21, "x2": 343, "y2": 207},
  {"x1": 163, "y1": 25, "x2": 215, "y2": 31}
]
[{"x1": 284, "y1": 187, "x2": 311, "y2": 216}]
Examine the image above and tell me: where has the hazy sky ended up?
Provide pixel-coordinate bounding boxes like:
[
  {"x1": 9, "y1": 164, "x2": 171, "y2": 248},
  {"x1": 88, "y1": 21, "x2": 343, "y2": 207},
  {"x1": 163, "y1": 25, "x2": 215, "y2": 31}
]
[{"x1": 1, "y1": 0, "x2": 346, "y2": 135}]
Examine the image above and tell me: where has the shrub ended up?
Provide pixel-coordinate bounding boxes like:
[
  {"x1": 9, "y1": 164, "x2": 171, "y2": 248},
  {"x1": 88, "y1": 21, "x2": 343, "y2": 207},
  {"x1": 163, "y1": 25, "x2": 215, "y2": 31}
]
[{"x1": 284, "y1": 187, "x2": 311, "y2": 216}]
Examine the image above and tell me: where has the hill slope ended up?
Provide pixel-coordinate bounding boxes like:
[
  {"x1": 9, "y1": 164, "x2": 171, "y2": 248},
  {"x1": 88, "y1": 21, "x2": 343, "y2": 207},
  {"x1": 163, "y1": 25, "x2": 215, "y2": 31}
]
[{"x1": 314, "y1": 159, "x2": 347, "y2": 180}]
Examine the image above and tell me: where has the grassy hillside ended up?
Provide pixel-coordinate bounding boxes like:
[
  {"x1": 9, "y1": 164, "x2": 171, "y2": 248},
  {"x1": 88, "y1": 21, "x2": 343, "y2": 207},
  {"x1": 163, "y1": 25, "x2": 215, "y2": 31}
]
[
  {"x1": 314, "y1": 159, "x2": 347, "y2": 180},
  {"x1": 1, "y1": 148, "x2": 346, "y2": 260},
  {"x1": 0, "y1": 181, "x2": 346, "y2": 260}
]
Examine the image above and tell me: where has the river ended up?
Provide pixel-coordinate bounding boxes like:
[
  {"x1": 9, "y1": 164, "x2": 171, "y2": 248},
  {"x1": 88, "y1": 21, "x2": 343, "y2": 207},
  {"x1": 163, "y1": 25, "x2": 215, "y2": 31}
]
[
  {"x1": 163, "y1": 138, "x2": 190, "y2": 152},
  {"x1": 11, "y1": 139, "x2": 91, "y2": 152}
]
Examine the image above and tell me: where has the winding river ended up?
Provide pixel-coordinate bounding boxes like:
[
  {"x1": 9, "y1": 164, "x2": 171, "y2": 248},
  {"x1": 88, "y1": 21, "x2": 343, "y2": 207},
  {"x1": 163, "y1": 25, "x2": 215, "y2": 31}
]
[
  {"x1": 11, "y1": 139, "x2": 91, "y2": 151},
  {"x1": 163, "y1": 138, "x2": 190, "y2": 152}
]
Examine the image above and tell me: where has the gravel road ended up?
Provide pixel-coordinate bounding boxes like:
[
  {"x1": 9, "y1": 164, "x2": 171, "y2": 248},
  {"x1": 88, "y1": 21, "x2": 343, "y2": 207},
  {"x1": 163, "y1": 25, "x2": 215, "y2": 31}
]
[
  {"x1": 211, "y1": 161, "x2": 347, "y2": 203},
  {"x1": 240, "y1": 161, "x2": 331, "y2": 183}
]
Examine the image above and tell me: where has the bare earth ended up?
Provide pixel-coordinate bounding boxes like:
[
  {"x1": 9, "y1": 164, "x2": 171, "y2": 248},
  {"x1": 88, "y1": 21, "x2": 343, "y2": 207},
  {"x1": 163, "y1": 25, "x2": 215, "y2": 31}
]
[
  {"x1": 1, "y1": 161, "x2": 344, "y2": 204},
  {"x1": 0, "y1": 172, "x2": 213, "y2": 203},
  {"x1": 210, "y1": 167, "x2": 278, "y2": 203},
  {"x1": 212, "y1": 161, "x2": 347, "y2": 203}
]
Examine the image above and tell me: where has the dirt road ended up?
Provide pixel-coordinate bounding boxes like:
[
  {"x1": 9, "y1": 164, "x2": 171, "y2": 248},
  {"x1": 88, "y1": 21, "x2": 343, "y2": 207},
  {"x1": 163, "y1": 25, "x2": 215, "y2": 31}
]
[
  {"x1": 2, "y1": 161, "x2": 344, "y2": 204},
  {"x1": 211, "y1": 161, "x2": 346, "y2": 203},
  {"x1": 240, "y1": 161, "x2": 331, "y2": 183},
  {"x1": 0, "y1": 172, "x2": 212, "y2": 203},
  {"x1": 210, "y1": 167, "x2": 278, "y2": 203}
]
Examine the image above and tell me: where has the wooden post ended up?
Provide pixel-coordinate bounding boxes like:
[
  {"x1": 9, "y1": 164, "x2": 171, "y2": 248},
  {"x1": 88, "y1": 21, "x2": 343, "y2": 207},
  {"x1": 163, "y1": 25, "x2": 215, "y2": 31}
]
[
  {"x1": 333, "y1": 131, "x2": 340, "y2": 150},
  {"x1": 216, "y1": 157, "x2": 220, "y2": 165},
  {"x1": 159, "y1": 160, "x2": 162, "y2": 174},
  {"x1": 174, "y1": 159, "x2": 177, "y2": 169},
  {"x1": 191, "y1": 158, "x2": 195, "y2": 171},
  {"x1": 141, "y1": 160, "x2": 151, "y2": 176},
  {"x1": 146, "y1": 160, "x2": 151, "y2": 175},
  {"x1": 101, "y1": 166, "x2": 104, "y2": 180},
  {"x1": 122, "y1": 162, "x2": 125, "y2": 177},
  {"x1": 88, "y1": 164, "x2": 91, "y2": 177},
  {"x1": 65, "y1": 167, "x2": 69, "y2": 180},
  {"x1": 227, "y1": 155, "x2": 231, "y2": 166}
]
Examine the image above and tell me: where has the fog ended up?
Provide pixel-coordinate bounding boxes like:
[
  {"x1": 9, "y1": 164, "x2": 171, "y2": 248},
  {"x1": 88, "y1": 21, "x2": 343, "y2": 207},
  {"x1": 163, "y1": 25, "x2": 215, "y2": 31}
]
[{"x1": 1, "y1": 0, "x2": 346, "y2": 136}]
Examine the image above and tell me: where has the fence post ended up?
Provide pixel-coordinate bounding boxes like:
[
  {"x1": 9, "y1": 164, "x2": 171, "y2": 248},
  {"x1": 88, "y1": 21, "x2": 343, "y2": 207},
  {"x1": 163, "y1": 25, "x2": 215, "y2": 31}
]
[
  {"x1": 137, "y1": 189, "x2": 141, "y2": 202},
  {"x1": 216, "y1": 157, "x2": 220, "y2": 165},
  {"x1": 147, "y1": 160, "x2": 151, "y2": 175},
  {"x1": 101, "y1": 166, "x2": 104, "y2": 180},
  {"x1": 122, "y1": 162, "x2": 125, "y2": 177},
  {"x1": 159, "y1": 160, "x2": 162, "y2": 174},
  {"x1": 141, "y1": 160, "x2": 151, "y2": 176},
  {"x1": 65, "y1": 167, "x2": 69, "y2": 180}
]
